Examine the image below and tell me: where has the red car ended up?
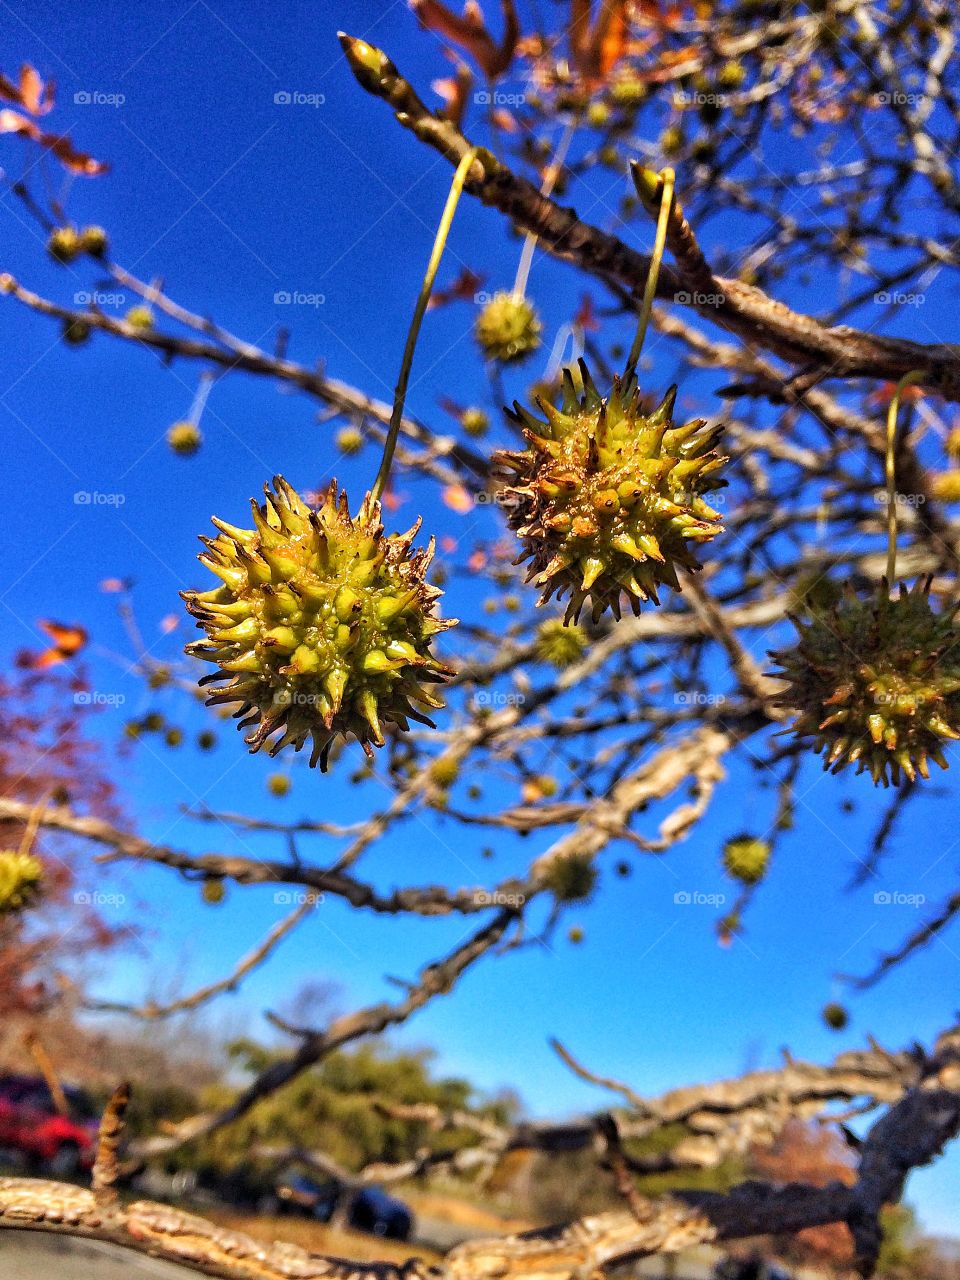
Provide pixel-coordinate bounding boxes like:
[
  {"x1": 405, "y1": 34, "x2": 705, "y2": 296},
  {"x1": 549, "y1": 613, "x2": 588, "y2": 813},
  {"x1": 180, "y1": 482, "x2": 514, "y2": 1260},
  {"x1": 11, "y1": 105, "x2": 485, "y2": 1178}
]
[{"x1": 0, "y1": 1074, "x2": 98, "y2": 1176}]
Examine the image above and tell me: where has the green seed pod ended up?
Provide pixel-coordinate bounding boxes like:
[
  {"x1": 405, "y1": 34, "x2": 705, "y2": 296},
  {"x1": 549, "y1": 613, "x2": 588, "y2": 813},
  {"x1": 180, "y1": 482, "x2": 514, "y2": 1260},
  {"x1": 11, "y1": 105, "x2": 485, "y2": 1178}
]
[
  {"x1": 722, "y1": 834, "x2": 771, "y2": 886},
  {"x1": 267, "y1": 772, "x2": 291, "y2": 797},
  {"x1": 125, "y1": 305, "x2": 154, "y2": 329},
  {"x1": 822, "y1": 1002, "x2": 848, "y2": 1030},
  {"x1": 0, "y1": 851, "x2": 43, "y2": 915},
  {"x1": 461, "y1": 408, "x2": 490, "y2": 437},
  {"x1": 930, "y1": 470, "x2": 960, "y2": 503},
  {"x1": 494, "y1": 359, "x2": 726, "y2": 622},
  {"x1": 182, "y1": 476, "x2": 456, "y2": 770},
  {"x1": 543, "y1": 853, "x2": 597, "y2": 902},
  {"x1": 201, "y1": 877, "x2": 226, "y2": 905},
  {"x1": 336, "y1": 426, "x2": 364, "y2": 455},
  {"x1": 769, "y1": 579, "x2": 960, "y2": 786},
  {"x1": 62, "y1": 318, "x2": 92, "y2": 346},
  {"x1": 429, "y1": 756, "x2": 460, "y2": 788},
  {"x1": 167, "y1": 421, "x2": 202, "y2": 456},
  {"x1": 567, "y1": 925, "x2": 585, "y2": 944},
  {"x1": 164, "y1": 727, "x2": 183, "y2": 747},
  {"x1": 79, "y1": 225, "x2": 109, "y2": 257},
  {"x1": 47, "y1": 226, "x2": 82, "y2": 264},
  {"x1": 535, "y1": 618, "x2": 587, "y2": 668},
  {"x1": 475, "y1": 292, "x2": 542, "y2": 364}
]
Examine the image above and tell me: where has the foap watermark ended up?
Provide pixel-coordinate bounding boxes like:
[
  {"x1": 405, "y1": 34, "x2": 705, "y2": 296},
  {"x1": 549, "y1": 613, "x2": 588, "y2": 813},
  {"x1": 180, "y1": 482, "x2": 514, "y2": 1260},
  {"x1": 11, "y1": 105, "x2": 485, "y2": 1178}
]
[
  {"x1": 274, "y1": 889, "x2": 325, "y2": 906},
  {"x1": 674, "y1": 91, "x2": 731, "y2": 108},
  {"x1": 74, "y1": 889, "x2": 126, "y2": 907},
  {"x1": 74, "y1": 690, "x2": 125, "y2": 707},
  {"x1": 875, "y1": 489, "x2": 926, "y2": 508},
  {"x1": 74, "y1": 90, "x2": 125, "y2": 107},
  {"x1": 674, "y1": 690, "x2": 726, "y2": 707},
  {"x1": 674, "y1": 290, "x2": 726, "y2": 308},
  {"x1": 873, "y1": 90, "x2": 928, "y2": 108},
  {"x1": 75, "y1": 290, "x2": 126, "y2": 308},
  {"x1": 473, "y1": 889, "x2": 526, "y2": 907},
  {"x1": 474, "y1": 90, "x2": 526, "y2": 106},
  {"x1": 874, "y1": 890, "x2": 925, "y2": 907},
  {"x1": 74, "y1": 490, "x2": 125, "y2": 507},
  {"x1": 475, "y1": 690, "x2": 526, "y2": 707},
  {"x1": 674, "y1": 890, "x2": 726, "y2": 906},
  {"x1": 274, "y1": 289, "x2": 325, "y2": 307},
  {"x1": 274, "y1": 90, "x2": 326, "y2": 107},
  {"x1": 875, "y1": 290, "x2": 925, "y2": 307}
]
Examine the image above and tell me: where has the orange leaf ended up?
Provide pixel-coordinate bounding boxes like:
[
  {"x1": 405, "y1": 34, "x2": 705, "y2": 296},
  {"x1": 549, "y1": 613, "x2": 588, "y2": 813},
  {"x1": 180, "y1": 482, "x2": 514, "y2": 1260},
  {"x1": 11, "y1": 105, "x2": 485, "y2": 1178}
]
[
  {"x1": 19, "y1": 65, "x2": 53, "y2": 115},
  {"x1": 0, "y1": 108, "x2": 40, "y2": 139},
  {"x1": 38, "y1": 619, "x2": 88, "y2": 657},
  {"x1": 443, "y1": 484, "x2": 474, "y2": 514}
]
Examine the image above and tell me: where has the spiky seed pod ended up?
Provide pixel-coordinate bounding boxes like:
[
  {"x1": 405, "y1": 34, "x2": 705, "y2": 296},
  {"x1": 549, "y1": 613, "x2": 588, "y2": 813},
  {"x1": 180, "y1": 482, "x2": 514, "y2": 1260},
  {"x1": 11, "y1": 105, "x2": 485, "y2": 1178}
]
[
  {"x1": 47, "y1": 226, "x2": 82, "y2": 264},
  {"x1": 168, "y1": 421, "x2": 202, "y2": 456},
  {"x1": 0, "y1": 851, "x2": 43, "y2": 916},
  {"x1": 535, "y1": 618, "x2": 587, "y2": 667},
  {"x1": 722, "y1": 835, "x2": 771, "y2": 886},
  {"x1": 475, "y1": 292, "x2": 542, "y2": 364},
  {"x1": 429, "y1": 757, "x2": 460, "y2": 789},
  {"x1": 79, "y1": 225, "x2": 109, "y2": 257},
  {"x1": 543, "y1": 854, "x2": 597, "y2": 902},
  {"x1": 182, "y1": 476, "x2": 456, "y2": 770},
  {"x1": 142, "y1": 712, "x2": 164, "y2": 732},
  {"x1": 822, "y1": 1002, "x2": 848, "y2": 1030},
  {"x1": 461, "y1": 408, "x2": 489, "y2": 437},
  {"x1": 336, "y1": 426, "x2": 364, "y2": 455},
  {"x1": 567, "y1": 925, "x2": 585, "y2": 944},
  {"x1": 494, "y1": 360, "x2": 726, "y2": 623},
  {"x1": 930, "y1": 469, "x2": 960, "y2": 503},
  {"x1": 164, "y1": 727, "x2": 183, "y2": 747},
  {"x1": 267, "y1": 772, "x2": 291, "y2": 797},
  {"x1": 197, "y1": 730, "x2": 217, "y2": 750},
  {"x1": 125, "y1": 305, "x2": 154, "y2": 329},
  {"x1": 717, "y1": 60, "x2": 746, "y2": 90},
  {"x1": 789, "y1": 571, "x2": 842, "y2": 620},
  {"x1": 769, "y1": 579, "x2": 960, "y2": 786}
]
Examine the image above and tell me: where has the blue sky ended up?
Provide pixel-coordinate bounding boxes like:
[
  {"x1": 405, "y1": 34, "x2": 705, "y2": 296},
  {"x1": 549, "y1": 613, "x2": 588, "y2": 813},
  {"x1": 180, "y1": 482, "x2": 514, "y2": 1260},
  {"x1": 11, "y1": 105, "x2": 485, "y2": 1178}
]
[{"x1": 2, "y1": 0, "x2": 959, "y2": 1235}]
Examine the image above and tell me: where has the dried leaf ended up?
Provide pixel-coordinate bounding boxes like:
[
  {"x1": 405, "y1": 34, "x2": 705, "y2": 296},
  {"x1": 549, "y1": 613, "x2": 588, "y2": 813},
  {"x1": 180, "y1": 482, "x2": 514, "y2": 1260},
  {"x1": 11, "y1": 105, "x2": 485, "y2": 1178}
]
[
  {"x1": 411, "y1": 0, "x2": 519, "y2": 80},
  {"x1": 429, "y1": 268, "x2": 484, "y2": 311}
]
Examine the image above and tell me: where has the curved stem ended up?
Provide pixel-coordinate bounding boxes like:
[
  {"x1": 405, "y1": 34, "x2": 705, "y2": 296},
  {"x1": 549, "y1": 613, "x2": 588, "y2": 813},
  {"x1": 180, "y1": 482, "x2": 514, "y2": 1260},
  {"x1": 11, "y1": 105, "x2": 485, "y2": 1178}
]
[
  {"x1": 370, "y1": 147, "x2": 479, "y2": 505},
  {"x1": 884, "y1": 370, "x2": 926, "y2": 586},
  {"x1": 626, "y1": 167, "x2": 675, "y2": 373}
]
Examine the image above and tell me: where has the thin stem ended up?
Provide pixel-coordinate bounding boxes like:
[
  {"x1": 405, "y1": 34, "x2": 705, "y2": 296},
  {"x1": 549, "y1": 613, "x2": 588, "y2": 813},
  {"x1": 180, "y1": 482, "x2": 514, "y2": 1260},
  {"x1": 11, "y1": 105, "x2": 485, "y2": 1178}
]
[
  {"x1": 626, "y1": 168, "x2": 675, "y2": 372},
  {"x1": 370, "y1": 146, "x2": 479, "y2": 505},
  {"x1": 512, "y1": 116, "x2": 578, "y2": 300},
  {"x1": 884, "y1": 370, "x2": 926, "y2": 586}
]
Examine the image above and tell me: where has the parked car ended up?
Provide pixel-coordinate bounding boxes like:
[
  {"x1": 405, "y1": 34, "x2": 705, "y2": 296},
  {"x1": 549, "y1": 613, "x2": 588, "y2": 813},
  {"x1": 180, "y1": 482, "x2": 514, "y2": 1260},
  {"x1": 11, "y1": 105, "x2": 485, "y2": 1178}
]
[
  {"x1": 268, "y1": 1171, "x2": 413, "y2": 1240},
  {"x1": 0, "y1": 1074, "x2": 98, "y2": 1176}
]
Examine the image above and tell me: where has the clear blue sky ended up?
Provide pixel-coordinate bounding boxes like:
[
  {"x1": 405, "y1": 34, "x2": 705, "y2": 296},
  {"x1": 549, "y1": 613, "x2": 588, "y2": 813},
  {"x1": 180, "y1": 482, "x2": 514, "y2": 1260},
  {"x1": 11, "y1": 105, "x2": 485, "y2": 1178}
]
[{"x1": 2, "y1": 0, "x2": 958, "y2": 1235}]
